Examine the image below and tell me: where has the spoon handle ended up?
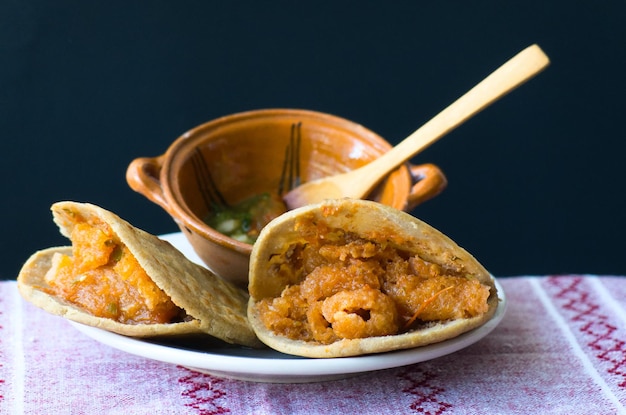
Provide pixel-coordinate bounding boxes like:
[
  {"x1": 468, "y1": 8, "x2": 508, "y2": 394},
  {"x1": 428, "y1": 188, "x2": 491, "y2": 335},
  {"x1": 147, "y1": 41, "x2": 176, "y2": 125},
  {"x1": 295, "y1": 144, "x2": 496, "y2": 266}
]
[{"x1": 353, "y1": 44, "x2": 550, "y2": 195}]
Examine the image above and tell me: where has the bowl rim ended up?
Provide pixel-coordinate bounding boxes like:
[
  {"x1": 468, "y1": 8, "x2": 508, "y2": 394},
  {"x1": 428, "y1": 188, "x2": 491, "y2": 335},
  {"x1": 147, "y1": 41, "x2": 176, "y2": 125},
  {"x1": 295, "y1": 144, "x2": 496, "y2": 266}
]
[{"x1": 156, "y1": 108, "x2": 410, "y2": 253}]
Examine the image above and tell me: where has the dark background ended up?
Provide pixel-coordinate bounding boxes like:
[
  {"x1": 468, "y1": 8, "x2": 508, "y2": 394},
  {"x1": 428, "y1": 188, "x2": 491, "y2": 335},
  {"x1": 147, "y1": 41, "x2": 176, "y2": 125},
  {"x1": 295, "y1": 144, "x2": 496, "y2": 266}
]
[{"x1": 2, "y1": 1, "x2": 625, "y2": 279}]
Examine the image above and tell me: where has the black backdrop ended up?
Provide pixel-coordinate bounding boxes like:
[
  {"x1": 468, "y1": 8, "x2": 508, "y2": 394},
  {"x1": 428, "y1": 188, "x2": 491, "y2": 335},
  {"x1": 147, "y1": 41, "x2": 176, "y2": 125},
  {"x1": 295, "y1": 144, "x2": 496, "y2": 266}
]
[{"x1": 2, "y1": 1, "x2": 625, "y2": 280}]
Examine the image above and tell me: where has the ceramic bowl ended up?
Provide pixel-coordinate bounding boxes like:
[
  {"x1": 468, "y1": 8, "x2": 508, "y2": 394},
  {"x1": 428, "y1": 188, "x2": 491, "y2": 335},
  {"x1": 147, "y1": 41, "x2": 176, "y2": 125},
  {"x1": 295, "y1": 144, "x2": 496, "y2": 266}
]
[{"x1": 126, "y1": 109, "x2": 447, "y2": 287}]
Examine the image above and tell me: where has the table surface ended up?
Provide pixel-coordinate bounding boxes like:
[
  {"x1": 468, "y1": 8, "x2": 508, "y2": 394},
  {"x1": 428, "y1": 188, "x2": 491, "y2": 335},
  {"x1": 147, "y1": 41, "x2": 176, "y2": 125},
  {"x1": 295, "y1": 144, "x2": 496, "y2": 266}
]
[{"x1": 2, "y1": 275, "x2": 626, "y2": 415}]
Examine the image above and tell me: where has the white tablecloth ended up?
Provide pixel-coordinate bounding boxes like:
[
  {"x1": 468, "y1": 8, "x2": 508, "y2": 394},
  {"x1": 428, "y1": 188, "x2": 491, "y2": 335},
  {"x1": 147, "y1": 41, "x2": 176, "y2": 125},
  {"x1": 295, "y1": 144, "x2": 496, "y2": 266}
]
[{"x1": 2, "y1": 275, "x2": 626, "y2": 414}]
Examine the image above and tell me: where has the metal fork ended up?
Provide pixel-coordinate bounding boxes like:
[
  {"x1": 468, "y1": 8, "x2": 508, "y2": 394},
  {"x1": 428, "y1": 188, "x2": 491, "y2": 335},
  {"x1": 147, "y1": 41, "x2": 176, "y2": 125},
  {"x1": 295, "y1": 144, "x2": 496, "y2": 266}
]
[
  {"x1": 191, "y1": 147, "x2": 229, "y2": 211},
  {"x1": 278, "y1": 122, "x2": 302, "y2": 196}
]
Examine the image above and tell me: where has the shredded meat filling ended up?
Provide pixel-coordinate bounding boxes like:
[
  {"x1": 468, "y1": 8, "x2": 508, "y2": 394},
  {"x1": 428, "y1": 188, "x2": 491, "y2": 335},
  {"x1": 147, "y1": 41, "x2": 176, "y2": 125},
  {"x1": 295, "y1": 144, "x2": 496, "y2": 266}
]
[
  {"x1": 43, "y1": 216, "x2": 183, "y2": 324},
  {"x1": 257, "y1": 221, "x2": 490, "y2": 344}
]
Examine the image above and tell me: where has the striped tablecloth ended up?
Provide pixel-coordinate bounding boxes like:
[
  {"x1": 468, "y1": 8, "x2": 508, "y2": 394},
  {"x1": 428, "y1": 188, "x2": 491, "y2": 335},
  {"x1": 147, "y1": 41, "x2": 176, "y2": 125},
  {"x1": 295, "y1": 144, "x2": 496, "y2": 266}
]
[{"x1": 1, "y1": 275, "x2": 625, "y2": 414}]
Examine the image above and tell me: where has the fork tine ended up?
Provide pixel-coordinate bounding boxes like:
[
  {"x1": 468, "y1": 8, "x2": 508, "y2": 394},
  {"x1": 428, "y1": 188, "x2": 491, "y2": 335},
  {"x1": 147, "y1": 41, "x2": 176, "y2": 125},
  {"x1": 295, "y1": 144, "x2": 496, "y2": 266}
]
[
  {"x1": 293, "y1": 122, "x2": 301, "y2": 188},
  {"x1": 191, "y1": 148, "x2": 229, "y2": 210},
  {"x1": 278, "y1": 122, "x2": 303, "y2": 195},
  {"x1": 287, "y1": 123, "x2": 296, "y2": 191}
]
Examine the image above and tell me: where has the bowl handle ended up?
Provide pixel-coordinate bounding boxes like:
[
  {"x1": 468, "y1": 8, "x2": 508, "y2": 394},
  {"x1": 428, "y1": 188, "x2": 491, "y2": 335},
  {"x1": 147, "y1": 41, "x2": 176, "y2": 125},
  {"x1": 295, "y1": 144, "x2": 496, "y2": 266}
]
[
  {"x1": 406, "y1": 163, "x2": 448, "y2": 210},
  {"x1": 126, "y1": 156, "x2": 171, "y2": 213}
]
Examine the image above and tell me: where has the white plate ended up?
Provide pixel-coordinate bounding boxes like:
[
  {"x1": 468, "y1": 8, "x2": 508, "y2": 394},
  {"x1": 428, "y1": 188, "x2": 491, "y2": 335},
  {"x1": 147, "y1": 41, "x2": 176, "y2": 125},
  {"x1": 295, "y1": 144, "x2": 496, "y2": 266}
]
[{"x1": 70, "y1": 232, "x2": 507, "y2": 383}]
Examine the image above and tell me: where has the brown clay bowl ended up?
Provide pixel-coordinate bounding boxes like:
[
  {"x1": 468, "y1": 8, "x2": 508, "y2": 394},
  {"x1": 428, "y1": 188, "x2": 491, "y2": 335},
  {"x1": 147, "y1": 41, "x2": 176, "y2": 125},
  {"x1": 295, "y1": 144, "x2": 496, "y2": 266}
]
[{"x1": 126, "y1": 109, "x2": 447, "y2": 287}]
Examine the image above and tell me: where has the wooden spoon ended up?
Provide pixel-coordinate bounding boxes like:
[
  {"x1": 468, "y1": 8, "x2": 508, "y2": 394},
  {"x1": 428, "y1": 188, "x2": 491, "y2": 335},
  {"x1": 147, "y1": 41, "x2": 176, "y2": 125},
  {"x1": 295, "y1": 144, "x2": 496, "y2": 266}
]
[{"x1": 283, "y1": 44, "x2": 550, "y2": 210}]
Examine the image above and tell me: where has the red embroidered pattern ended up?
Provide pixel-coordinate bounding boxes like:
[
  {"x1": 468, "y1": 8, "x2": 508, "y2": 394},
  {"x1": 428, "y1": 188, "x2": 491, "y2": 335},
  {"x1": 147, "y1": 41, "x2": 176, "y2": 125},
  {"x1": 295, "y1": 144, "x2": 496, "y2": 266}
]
[
  {"x1": 398, "y1": 366, "x2": 453, "y2": 414},
  {"x1": 179, "y1": 369, "x2": 230, "y2": 415},
  {"x1": 546, "y1": 276, "x2": 626, "y2": 388},
  {"x1": 0, "y1": 296, "x2": 4, "y2": 402}
]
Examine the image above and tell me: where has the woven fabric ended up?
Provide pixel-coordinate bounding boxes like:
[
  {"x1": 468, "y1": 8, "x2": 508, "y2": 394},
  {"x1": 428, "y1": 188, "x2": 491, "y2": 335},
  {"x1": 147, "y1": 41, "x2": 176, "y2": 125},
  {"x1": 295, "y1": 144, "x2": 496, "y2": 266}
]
[{"x1": 1, "y1": 276, "x2": 625, "y2": 415}]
